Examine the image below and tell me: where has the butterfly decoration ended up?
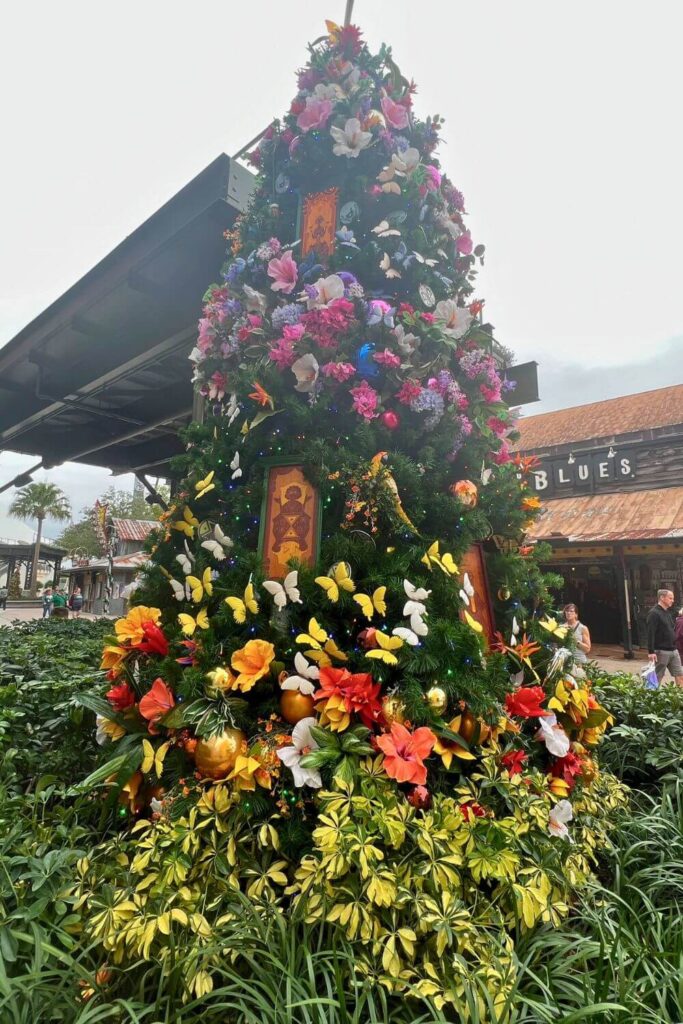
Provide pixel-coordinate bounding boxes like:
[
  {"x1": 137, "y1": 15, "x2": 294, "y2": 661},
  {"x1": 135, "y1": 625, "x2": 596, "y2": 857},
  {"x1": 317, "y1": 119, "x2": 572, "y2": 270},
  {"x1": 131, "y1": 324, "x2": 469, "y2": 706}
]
[
  {"x1": 295, "y1": 618, "x2": 348, "y2": 666},
  {"x1": 263, "y1": 570, "x2": 302, "y2": 610},
  {"x1": 365, "y1": 630, "x2": 403, "y2": 665},
  {"x1": 409, "y1": 612, "x2": 429, "y2": 636},
  {"x1": 178, "y1": 608, "x2": 210, "y2": 636},
  {"x1": 280, "y1": 652, "x2": 319, "y2": 695},
  {"x1": 512, "y1": 615, "x2": 520, "y2": 636},
  {"x1": 404, "y1": 579, "x2": 431, "y2": 603},
  {"x1": 314, "y1": 562, "x2": 356, "y2": 603},
  {"x1": 230, "y1": 452, "x2": 242, "y2": 480},
  {"x1": 480, "y1": 461, "x2": 493, "y2": 486},
  {"x1": 538, "y1": 616, "x2": 568, "y2": 640},
  {"x1": 224, "y1": 580, "x2": 259, "y2": 624},
  {"x1": 392, "y1": 626, "x2": 421, "y2": 646},
  {"x1": 371, "y1": 219, "x2": 401, "y2": 238},
  {"x1": 195, "y1": 471, "x2": 216, "y2": 500},
  {"x1": 172, "y1": 506, "x2": 200, "y2": 538},
  {"x1": 379, "y1": 252, "x2": 402, "y2": 279},
  {"x1": 175, "y1": 550, "x2": 194, "y2": 575},
  {"x1": 463, "y1": 610, "x2": 483, "y2": 634},
  {"x1": 353, "y1": 586, "x2": 387, "y2": 620},
  {"x1": 141, "y1": 739, "x2": 170, "y2": 779},
  {"x1": 201, "y1": 524, "x2": 233, "y2": 561},
  {"x1": 226, "y1": 393, "x2": 240, "y2": 425},
  {"x1": 459, "y1": 572, "x2": 476, "y2": 611},
  {"x1": 421, "y1": 541, "x2": 458, "y2": 575},
  {"x1": 168, "y1": 577, "x2": 187, "y2": 602},
  {"x1": 186, "y1": 567, "x2": 213, "y2": 604}
]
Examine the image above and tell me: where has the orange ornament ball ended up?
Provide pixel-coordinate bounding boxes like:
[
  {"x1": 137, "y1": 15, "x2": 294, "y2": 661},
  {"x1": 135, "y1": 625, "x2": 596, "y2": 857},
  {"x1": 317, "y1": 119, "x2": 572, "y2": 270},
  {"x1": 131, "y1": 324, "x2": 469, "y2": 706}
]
[
  {"x1": 279, "y1": 690, "x2": 315, "y2": 724},
  {"x1": 194, "y1": 728, "x2": 246, "y2": 780},
  {"x1": 450, "y1": 479, "x2": 478, "y2": 508}
]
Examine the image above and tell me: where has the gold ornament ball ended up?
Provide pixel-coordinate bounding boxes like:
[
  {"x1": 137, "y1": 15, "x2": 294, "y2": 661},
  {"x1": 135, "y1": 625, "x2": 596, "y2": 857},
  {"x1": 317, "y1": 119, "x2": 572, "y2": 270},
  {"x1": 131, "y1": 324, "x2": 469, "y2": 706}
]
[
  {"x1": 194, "y1": 728, "x2": 246, "y2": 780},
  {"x1": 497, "y1": 586, "x2": 511, "y2": 601},
  {"x1": 382, "y1": 694, "x2": 406, "y2": 725},
  {"x1": 426, "y1": 686, "x2": 448, "y2": 714},
  {"x1": 279, "y1": 690, "x2": 315, "y2": 725}
]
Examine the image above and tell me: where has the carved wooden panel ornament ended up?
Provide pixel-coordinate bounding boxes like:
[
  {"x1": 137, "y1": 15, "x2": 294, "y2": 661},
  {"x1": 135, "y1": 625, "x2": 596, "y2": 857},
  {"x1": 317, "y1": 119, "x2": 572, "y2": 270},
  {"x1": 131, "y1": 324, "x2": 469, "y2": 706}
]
[
  {"x1": 259, "y1": 463, "x2": 321, "y2": 578},
  {"x1": 300, "y1": 187, "x2": 339, "y2": 258},
  {"x1": 459, "y1": 543, "x2": 496, "y2": 646}
]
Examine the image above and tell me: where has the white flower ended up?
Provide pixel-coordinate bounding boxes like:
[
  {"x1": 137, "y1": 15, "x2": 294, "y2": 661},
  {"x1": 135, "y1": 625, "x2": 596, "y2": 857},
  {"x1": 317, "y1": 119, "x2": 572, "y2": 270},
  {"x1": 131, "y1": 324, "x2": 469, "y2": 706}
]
[
  {"x1": 378, "y1": 148, "x2": 420, "y2": 182},
  {"x1": 291, "y1": 353, "x2": 319, "y2": 393},
  {"x1": 548, "y1": 799, "x2": 574, "y2": 840},
  {"x1": 276, "y1": 717, "x2": 322, "y2": 788},
  {"x1": 393, "y1": 323, "x2": 419, "y2": 355},
  {"x1": 434, "y1": 210, "x2": 462, "y2": 240},
  {"x1": 189, "y1": 347, "x2": 205, "y2": 364},
  {"x1": 313, "y1": 82, "x2": 343, "y2": 102},
  {"x1": 434, "y1": 299, "x2": 473, "y2": 339},
  {"x1": 305, "y1": 274, "x2": 345, "y2": 308},
  {"x1": 536, "y1": 714, "x2": 571, "y2": 757},
  {"x1": 150, "y1": 797, "x2": 165, "y2": 815},
  {"x1": 330, "y1": 117, "x2": 373, "y2": 158},
  {"x1": 242, "y1": 284, "x2": 267, "y2": 314}
]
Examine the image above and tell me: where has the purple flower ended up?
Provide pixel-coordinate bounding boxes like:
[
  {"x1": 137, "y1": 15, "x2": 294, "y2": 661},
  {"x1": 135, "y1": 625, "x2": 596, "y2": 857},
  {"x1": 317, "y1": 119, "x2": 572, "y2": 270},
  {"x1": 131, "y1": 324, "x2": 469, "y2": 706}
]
[
  {"x1": 271, "y1": 303, "x2": 304, "y2": 330},
  {"x1": 410, "y1": 388, "x2": 445, "y2": 428}
]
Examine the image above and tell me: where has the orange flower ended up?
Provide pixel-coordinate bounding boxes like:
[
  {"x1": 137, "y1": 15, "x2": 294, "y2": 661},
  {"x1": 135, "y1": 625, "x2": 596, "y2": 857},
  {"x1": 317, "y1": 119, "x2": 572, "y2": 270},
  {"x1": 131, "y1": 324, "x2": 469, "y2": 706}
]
[
  {"x1": 228, "y1": 754, "x2": 271, "y2": 791},
  {"x1": 376, "y1": 722, "x2": 436, "y2": 785},
  {"x1": 139, "y1": 678, "x2": 175, "y2": 730},
  {"x1": 433, "y1": 717, "x2": 477, "y2": 769},
  {"x1": 521, "y1": 495, "x2": 541, "y2": 511},
  {"x1": 230, "y1": 639, "x2": 276, "y2": 692},
  {"x1": 248, "y1": 382, "x2": 273, "y2": 408},
  {"x1": 114, "y1": 606, "x2": 162, "y2": 646}
]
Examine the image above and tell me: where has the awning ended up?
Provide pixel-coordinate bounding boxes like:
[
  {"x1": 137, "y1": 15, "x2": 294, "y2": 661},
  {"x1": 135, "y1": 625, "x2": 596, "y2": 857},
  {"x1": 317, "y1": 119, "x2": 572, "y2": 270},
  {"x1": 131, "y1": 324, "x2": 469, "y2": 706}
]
[{"x1": 528, "y1": 486, "x2": 683, "y2": 543}]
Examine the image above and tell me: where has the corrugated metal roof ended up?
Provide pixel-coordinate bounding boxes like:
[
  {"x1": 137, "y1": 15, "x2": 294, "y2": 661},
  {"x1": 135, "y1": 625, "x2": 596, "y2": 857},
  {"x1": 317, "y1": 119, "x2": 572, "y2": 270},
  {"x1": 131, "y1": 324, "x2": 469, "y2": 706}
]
[
  {"x1": 112, "y1": 518, "x2": 159, "y2": 542},
  {"x1": 514, "y1": 383, "x2": 683, "y2": 451},
  {"x1": 527, "y1": 486, "x2": 683, "y2": 543}
]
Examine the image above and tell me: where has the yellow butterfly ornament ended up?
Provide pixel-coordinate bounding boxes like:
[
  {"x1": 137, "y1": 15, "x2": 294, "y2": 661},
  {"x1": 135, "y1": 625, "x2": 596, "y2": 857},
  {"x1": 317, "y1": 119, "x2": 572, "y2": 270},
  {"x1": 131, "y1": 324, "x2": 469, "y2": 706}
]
[
  {"x1": 141, "y1": 739, "x2": 171, "y2": 779},
  {"x1": 538, "y1": 616, "x2": 569, "y2": 640},
  {"x1": 353, "y1": 586, "x2": 387, "y2": 620},
  {"x1": 186, "y1": 567, "x2": 213, "y2": 603},
  {"x1": 178, "y1": 608, "x2": 210, "y2": 636},
  {"x1": 172, "y1": 506, "x2": 200, "y2": 538},
  {"x1": 365, "y1": 630, "x2": 404, "y2": 666},
  {"x1": 224, "y1": 580, "x2": 259, "y2": 624},
  {"x1": 295, "y1": 618, "x2": 348, "y2": 666},
  {"x1": 195, "y1": 470, "x2": 216, "y2": 500},
  {"x1": 314, "y1": 561, "x2": 356, "y2": 603},
  {"x1": 421, "y1": 540, "x2": 458, "y2": 576}
]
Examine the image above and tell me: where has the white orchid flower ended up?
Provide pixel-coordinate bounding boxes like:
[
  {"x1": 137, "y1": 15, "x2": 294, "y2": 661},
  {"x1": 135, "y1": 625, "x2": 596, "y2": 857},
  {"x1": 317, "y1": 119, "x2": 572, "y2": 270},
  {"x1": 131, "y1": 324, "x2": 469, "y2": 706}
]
[
  {"x1": 548, "y1": 799, "x2": 574, "y2": 841},
  {"x1": 536, "y1": 714, "x2": 571, "y2": 757},
  {"x1": 305, "y1": 273, "x2": 345, "y2": 309},
  {"x1": 242, "y1": 284, "x2": 267, "y2": 314},
  {"x1": 291, "y1": 353, "x2": 319, "y2": 393},
  {"x1": 276, "y1": 717, "x2": 322, "y2": 788},
  {"x1": 434, "y1": 299, "x2": 473, "y2": 339},
  {"x1": 330, "y1": 117, "x2": 373, "y2": 158}
]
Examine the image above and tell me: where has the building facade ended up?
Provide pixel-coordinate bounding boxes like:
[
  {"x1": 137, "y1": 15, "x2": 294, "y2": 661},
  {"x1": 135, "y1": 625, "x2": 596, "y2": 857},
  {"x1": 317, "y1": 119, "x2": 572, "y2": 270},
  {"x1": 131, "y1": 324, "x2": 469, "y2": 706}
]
[
  {"x1": 62, "y1": 518, "x2": 157, "y2": 615},
  {"x1": 514, "y1": 383, "x2": 683, "y2": 653}
]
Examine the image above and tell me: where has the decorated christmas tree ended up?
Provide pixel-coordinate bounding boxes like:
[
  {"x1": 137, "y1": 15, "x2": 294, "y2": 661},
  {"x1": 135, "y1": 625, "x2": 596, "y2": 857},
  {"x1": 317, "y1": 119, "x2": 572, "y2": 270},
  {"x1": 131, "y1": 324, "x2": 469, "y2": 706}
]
[{"x1": 85, "y1": 21, "x2": 624, "y2": 1010}]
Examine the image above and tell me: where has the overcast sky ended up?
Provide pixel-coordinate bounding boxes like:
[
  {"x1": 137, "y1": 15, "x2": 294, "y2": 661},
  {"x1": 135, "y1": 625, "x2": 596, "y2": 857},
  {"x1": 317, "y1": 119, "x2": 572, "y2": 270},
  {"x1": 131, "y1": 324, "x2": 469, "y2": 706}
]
[{"x1": 1, "y1": 0, "x2": 682, "y2": 537}]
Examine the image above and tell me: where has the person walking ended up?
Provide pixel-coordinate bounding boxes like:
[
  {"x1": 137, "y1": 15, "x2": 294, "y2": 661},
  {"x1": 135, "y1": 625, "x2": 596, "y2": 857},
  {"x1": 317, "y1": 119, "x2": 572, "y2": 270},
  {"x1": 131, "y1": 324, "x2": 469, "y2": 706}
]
[
  {"x1": 42, "y1": 586, "x2": 53, "y2": 618},
  {"x1": 0, "y1": 584, "x2": 8, "y2": 612},
  {"x1": 563, "y1": 603, "x2": 591, "y2": 663},
  {"x1": 69, "y1": 586, "x2": 84, "y2": 619},
  {"x1": 51, "y1": 587, "x2": 68, "y2": 619},
  {"x1": 676, "y1": 606, "x2": 683, "y2": 663},
  {"x1": 647, "y1": 589, "x2": 683, "y2": 687}
]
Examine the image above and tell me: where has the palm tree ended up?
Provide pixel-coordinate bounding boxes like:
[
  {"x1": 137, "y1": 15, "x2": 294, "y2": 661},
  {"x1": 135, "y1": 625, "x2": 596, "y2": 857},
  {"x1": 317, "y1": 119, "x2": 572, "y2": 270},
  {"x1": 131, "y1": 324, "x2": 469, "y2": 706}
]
[{"x1": 9, "y1": 482, "x2": 71, "y2": 598}]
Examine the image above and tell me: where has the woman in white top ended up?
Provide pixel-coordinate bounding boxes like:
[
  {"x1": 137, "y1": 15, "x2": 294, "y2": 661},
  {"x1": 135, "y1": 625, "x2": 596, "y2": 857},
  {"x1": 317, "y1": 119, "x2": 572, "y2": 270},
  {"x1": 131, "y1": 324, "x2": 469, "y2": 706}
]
[{"x1": 563, "y1": 603, "x2": 591, "y2": 663}]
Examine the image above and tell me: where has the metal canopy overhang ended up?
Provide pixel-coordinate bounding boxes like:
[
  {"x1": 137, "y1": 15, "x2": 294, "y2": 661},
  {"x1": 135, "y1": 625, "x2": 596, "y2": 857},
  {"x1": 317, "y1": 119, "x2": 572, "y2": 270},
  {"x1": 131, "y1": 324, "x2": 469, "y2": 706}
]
[{"x1": 0, "y1": 155, "x2": 255, "y2": 478}]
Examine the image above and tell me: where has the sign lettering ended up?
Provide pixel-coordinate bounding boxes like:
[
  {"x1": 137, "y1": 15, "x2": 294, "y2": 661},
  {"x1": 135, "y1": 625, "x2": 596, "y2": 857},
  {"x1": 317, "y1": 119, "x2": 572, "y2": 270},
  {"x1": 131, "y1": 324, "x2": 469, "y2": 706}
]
[{"x1": 529, "y1": 449, "x2": 636, "y2": 496}]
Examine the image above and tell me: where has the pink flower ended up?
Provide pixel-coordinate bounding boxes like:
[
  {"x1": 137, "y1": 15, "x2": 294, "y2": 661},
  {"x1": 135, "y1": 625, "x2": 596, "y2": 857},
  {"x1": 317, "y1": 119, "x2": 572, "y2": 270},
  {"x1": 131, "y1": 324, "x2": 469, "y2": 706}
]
[
  {"x1": 197, "y1": 318, "x2": 216, "y2": 354},
  {"x1": 492, "y1": 441, "x2": 513, "y2": 465},
  {"x1": 425, "y1": 165, "x2": 442, "y2": 191},
  {"x1": 480, "y1": 383, "x2": 502, "y2": 403},
  {"x1": 268, "y1": 337, "x2": 297, "y2": 369},
  {"x1": 456, "y1": 231, "x2": 474, "y2": 255},
  {"x1": 321, "y1": 361, "x2": 356, "y2": 382},
  {"x1": 373, "y1": 348, "x2": 401, "y2": 369},
  {"x1": 208, "y1": 371, "x2": 227, "y2": 400},
  {"x1": 267, "y1": 250, "x2": 298, "y2": 295},
  {"x1": 350, "y1": 379, "x2": 379, "y2": 420},
  {"x1": 487, "y1": 416, "x2": 508, "y2": 437},
  {"x1": 380, "y1": 92, "x2": 410, "y2": 130},
  {"x1": 396, "y1": 380, "x2": 422, "y2": 405},
  {"x1": 297, "y1": 97, "x2": 333, "y2": 133}
]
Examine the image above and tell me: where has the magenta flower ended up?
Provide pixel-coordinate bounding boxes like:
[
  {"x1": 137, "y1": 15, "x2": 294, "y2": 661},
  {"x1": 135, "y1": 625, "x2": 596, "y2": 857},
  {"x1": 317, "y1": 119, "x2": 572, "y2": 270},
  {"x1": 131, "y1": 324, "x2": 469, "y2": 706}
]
[
  {"x1": 487, "y1": 416, "x2": 508, "y2": 437},
  {"x1": 380, "y1": 92, "x2": 409, "y2": 130},
  {"x1": 480, "y1": 383, "x2": 502, "y2": 403},
  {"x1": 268, "y1": 250, "x2": 298, "y2": 295},
  {"x1": 373, "y1": 348, "x2": 401, "y2": 369},
  {"x1": 197, "y1": 318, "x2": 216, "y2": 354},
  {"x1": 297, "y1": 97, "x2": 333, "y2": 133},
  {"x1": 396, "y1": 380, "x2": 422, "y2": 405},
  {"x1": 456, "y1": 231, "x2": 474, "y2": 255},
  {"x1": 321, "y1": 361, "x2": 356, "y2": 383},
  {"x1": 425, "y1": 165, "x2": 442, "y2": 191},
  {"x1": 350, "y1": 379, "x2": 379, "y2": 420}
]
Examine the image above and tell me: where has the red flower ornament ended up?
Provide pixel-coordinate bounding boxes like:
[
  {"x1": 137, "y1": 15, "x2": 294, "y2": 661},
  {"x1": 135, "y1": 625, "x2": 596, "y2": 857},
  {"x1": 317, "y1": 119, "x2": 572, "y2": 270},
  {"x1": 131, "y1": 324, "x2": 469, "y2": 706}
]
[
  {"x1": 376, "y1": 723, "x2": 436, "y2": 786},
  {"x1": 505, "y1": 686, "x2": 550, "y2": 719}
]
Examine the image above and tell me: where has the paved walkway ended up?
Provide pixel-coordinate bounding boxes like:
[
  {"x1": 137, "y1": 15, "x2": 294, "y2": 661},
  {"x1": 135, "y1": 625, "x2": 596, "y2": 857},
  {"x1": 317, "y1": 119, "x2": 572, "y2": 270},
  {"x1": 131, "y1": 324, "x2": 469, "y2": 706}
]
[{"x1": 0, "y1": 606, "x2": 105, "y2": 626}]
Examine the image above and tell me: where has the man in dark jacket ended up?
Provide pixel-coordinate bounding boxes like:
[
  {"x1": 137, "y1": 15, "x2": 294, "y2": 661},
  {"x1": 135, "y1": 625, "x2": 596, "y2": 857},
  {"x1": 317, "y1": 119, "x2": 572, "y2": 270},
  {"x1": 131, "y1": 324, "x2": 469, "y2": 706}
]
[{"x1": 647, "y1": 589, "x2": 683, "y2": 686}]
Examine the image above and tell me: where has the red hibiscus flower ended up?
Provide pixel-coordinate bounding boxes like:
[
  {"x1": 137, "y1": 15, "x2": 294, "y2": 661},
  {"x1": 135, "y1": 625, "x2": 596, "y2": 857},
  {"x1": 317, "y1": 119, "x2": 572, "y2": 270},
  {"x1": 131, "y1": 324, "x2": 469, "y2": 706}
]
[
  {"x1": 551, "y1": 751, "x2": 583, "y2": 789},
  {"x1": 505, "y1": 686, "x2": 549, "y2": 719},
  {"x1": 105, "y1": 681, "x2": 136, "y2": 712},
  {"x1": 139, "y1": 678, "x2": 175, "y2": 731},
  {"x1": 500, "y1": 749, "x2": 528, "y2": 777},
  {"x1": 136, "y1": 622, "x2": 169, "y2": 657},
  {"x1": 314, "y1": 666, "x2": 382, "y2": 731},
  {"x1": 376, "y1": 723, "x2": 436, "y2": 786},
  {"x1": 460, "y1": 801, "x2": 486, "y2": 822}
]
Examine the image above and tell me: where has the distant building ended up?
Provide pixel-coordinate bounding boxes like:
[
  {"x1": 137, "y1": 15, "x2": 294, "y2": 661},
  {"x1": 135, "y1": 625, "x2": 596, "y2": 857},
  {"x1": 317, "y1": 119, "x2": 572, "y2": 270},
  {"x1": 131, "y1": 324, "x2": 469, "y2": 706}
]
[
  {"x1": 62, "y1": 518, "x2": 159, "y2": 615},
  {"x1": 514, "y1": 382, "x2": 683, "y2": 653}
]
